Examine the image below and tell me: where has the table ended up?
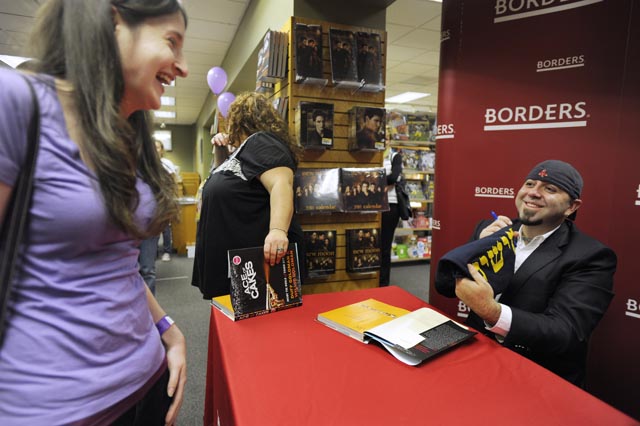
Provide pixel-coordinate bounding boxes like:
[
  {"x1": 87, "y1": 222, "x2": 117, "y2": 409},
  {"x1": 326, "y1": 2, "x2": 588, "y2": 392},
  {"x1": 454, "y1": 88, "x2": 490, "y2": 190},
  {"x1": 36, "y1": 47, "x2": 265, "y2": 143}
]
[{"x1": 204, "y1": 286, "x2": 637, "y2": 426}]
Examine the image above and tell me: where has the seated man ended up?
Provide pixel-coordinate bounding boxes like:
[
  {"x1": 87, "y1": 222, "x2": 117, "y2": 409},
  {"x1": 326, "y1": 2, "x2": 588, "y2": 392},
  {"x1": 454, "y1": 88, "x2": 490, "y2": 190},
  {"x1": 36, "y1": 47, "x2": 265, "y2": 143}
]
[{"x1": 443, "y1": 159, "x2": 616, "y2": 386}]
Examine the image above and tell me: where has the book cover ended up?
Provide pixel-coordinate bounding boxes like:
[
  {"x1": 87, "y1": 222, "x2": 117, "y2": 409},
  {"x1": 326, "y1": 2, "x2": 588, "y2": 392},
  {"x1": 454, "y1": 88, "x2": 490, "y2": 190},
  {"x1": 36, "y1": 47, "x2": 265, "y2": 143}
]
[
  {"x1": 345, "y1": 228, "x2": 381, "y2": 273},
  {"x1": 294, "y1": 168, "x2": 342, "y2": 213},
  {"x1": 363, "y1": 308, "x2": 477, "y2": 365},
  {"x1": 316, "y1": 298, "x2": 410, "y2": 341},
  {"x1": 356, "y1": 32, "x2": 383, "y2": 88},
  {"x1": 329, "y1": 28, "x2": 358, "y2": 86},
  {"x1": 406, "y1": 113, "x2": 436, "y2": 142},
  {"x1": 297, "y1": 101, "x2": 334, "y2": 149},
  {"x1": 256, "y1": 30, "x2": 277, "y2": 84},
  {"x1": 401, "y1": 148, "x2": 435, "y2": 173},
  {"x1": 349, "y1": 106, "x2": 386, "y2": 151},
  {"x1": 222, "y1": 244, "x2": 302, "y2": 321},
  {"x1": 317, "y1": 300, "x2": 477, "y2": 366},
  {"x1": 303, "y1": 229, "x2": 336, "y2": 277},
  {"x1": 405, "y1": 180, "x2": 428, "y2": 201},
  {"x1": 294, "y1": 23, "x2": 324, "y2": 82},
  {"x1": 340, "y1": 167, "x2": 389, "y2": 212},
  {"x1": 387, "y1": 111, "x2": 409, "y2": 141}
]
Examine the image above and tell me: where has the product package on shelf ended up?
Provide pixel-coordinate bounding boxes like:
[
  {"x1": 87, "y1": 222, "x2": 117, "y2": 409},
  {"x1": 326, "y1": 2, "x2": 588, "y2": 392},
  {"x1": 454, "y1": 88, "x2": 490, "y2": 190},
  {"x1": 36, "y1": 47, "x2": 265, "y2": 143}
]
[
  {"x1": 401, "y1": 148, "x2": 435, "y2": 173},
  {"x1": 387, "y1": 111, "x2": 409, "y2": 141},
  {"x1": 256, "y1": 30, "x2": 288, "y2": 86},
  {"x1": 293, "y1": 23, "x2": 327, "y2": 85},
  {"x1": 355, "y1": 31, "x2": 384, "y2": 92},
  {"x1": 345, "y1": 228, "x2": 381, "y2": 273},
  {"x1": 303, "y1": 229, "x2": 337, "y2": 278},
  {"x1": 340, "y1": 167, "x2": 389, "y2": 212},
  {"x1": 329, "y1": 28, "x2": 360, "y2": 89},
  {"x1": 294, "y1": 168, "x2": 342, "y2": 214},
  {"x1": 406, "y1": 113, "x2": 436, "y2": 142},
  {"x1": 296, "y1": 101, "x2": 334, "y2": 150},
  {"x1": 405, "y1": 180, "x2": 428, "y2": 201},
  {"x1": 348, "y1": 106, "x2": 386, "y2": 151}
]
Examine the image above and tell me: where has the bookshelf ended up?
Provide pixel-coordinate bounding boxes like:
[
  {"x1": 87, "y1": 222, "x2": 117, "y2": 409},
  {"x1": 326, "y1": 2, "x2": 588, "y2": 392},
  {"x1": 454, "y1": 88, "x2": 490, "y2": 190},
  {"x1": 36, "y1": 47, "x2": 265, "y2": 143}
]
[{"x1": 268, "y1": 16, "x2": 387, "y2": 294}]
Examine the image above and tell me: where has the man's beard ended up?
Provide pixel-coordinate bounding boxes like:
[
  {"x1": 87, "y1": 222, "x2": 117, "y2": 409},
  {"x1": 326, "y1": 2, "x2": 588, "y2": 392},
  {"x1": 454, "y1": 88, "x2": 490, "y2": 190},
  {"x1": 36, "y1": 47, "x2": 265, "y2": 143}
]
[{"x1": 519, "y1": 210, "x2": 543, "y2": 226}]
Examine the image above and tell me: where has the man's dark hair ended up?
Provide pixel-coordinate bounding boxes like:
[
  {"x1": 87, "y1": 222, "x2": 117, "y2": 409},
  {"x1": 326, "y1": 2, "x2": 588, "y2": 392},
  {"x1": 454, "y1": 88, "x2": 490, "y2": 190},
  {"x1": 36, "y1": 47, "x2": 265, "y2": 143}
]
[
  {"x1": 364, "y1": 108, "x2": 382, "y2": 120},
  {"x1": 312, "y1": 110, "x2": 327, "y2": 120}
]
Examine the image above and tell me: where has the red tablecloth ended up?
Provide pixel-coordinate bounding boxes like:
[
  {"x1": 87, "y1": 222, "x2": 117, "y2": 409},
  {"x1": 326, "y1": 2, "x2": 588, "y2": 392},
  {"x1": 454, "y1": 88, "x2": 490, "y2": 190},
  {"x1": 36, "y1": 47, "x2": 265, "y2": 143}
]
[{"x1": 204, "y1": 286, "x2": 637, "y2": 426}]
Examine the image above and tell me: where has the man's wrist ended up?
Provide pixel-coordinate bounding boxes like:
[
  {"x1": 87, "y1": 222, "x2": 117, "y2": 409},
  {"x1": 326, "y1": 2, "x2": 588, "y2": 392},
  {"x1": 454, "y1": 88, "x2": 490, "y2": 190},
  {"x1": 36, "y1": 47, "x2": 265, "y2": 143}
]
[{"x1": 484, "y1": 302, "x2": 502, "y2": 327}]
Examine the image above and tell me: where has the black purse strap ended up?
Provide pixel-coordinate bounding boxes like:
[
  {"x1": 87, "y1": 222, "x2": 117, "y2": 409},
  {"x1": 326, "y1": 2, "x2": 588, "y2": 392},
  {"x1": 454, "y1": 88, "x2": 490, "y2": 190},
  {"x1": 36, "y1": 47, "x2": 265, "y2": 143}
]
[{"x1": 0, "y1": 75, "x2": 41, "y2": 346}]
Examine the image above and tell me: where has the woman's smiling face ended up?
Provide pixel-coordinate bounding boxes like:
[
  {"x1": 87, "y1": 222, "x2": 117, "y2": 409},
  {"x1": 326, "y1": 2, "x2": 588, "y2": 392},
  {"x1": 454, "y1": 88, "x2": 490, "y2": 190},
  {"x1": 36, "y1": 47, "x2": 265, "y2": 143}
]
[{"x1": 115, "y1": 10, "x2": 188, "y2": 117}]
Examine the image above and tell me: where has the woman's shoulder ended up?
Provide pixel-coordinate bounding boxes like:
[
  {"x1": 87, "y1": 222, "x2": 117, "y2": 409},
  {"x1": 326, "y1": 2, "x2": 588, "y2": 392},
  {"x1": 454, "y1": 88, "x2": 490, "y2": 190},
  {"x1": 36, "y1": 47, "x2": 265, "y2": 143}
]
[
  {"x1": 0, "y1": 68, "x2": 34, "y2": 107},
  {"x1": 244, "y1": 131, "x2": 290, "y2": 153}
]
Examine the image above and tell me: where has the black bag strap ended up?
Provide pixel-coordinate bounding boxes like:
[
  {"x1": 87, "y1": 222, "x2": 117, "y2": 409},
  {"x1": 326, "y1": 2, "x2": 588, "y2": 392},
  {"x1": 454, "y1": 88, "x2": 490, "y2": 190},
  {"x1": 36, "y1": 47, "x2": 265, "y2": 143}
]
[{"x1": 0, "y1": 75, "x2": 41, "y2": 346}]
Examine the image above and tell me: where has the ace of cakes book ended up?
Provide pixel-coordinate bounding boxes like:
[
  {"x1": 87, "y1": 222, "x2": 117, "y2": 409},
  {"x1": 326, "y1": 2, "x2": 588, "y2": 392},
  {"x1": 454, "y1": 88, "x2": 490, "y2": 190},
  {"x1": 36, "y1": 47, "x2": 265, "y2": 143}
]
[{"x1": 211, "y1": 245, "x2": 302, "y2": 321}]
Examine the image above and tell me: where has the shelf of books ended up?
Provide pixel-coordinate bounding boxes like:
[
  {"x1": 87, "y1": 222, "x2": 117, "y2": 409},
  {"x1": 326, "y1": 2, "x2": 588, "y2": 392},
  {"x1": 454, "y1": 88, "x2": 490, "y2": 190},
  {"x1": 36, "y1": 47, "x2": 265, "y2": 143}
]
[
  {"x1": 261, "y1": 16, "x2": 387, "y2": 294},
  {"x1": 386, "y1": 111, "x2": 437, "y2": 264}
]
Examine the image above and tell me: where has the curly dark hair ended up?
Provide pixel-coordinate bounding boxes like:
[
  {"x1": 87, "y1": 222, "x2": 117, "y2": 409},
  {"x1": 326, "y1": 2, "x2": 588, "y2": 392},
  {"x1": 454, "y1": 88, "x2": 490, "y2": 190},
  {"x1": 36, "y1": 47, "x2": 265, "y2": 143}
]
[{"x1": 226, "y1": 92, "x2": 301, "y2": 165}]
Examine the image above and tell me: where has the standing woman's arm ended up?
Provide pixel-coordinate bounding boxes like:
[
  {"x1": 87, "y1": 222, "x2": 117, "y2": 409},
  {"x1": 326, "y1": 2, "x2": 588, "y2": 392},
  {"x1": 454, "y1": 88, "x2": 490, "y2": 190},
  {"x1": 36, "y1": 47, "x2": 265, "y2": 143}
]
[
  {"x1": 0, "y1": 182, "x2": 12, "y2": 224},
  {"x1": 259, "y1": 166, "x2": 294, "y2": 266},
  {"x1": 145, "y1": 286, "x2": 187, "y2": 426}
]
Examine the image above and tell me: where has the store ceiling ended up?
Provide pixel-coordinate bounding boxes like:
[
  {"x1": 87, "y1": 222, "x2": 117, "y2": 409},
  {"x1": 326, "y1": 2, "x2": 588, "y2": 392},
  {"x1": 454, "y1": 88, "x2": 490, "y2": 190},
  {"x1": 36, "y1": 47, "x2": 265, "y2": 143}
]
[{"x1": 0, "y1": 0, "x2": 441, "y2": 125}]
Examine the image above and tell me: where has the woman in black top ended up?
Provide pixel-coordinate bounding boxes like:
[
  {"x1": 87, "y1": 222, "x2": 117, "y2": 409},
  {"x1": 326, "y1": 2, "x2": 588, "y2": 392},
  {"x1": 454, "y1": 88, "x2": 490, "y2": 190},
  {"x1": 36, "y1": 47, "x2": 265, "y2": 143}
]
[{"x1": 192, "y1": 93, "x2": 304, "y2": 298}]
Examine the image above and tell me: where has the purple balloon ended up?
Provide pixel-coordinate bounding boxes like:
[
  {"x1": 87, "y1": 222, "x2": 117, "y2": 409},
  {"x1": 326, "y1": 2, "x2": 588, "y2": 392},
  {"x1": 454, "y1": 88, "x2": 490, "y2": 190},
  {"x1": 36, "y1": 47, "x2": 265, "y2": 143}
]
[
  {"x1": 207, "y1": 66, "x2": 227, "y2": 95},
  {"x1": 217, "y1": 92, "x2": 236, "y2": 118}
]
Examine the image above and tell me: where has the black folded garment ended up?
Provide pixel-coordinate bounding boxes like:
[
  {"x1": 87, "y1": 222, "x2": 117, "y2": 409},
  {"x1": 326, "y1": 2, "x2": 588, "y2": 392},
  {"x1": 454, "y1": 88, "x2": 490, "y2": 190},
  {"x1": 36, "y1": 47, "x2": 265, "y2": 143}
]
[{"x1": 435, "y1": 226, "x2": 516, "y2": 298}]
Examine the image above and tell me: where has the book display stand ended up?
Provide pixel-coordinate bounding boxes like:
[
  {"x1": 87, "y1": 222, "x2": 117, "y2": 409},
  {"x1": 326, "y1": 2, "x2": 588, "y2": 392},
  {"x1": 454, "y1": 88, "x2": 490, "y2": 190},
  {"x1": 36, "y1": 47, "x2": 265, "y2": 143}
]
[{"x1": 267, "y1": 16, "x2": 387, "y2": 293}]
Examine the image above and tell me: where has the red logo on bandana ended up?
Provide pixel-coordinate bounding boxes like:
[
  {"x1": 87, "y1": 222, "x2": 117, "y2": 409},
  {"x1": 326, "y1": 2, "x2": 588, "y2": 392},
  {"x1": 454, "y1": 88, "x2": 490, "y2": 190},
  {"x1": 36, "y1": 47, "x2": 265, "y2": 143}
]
[{"x1": 538, "y1": 169, "x2": 548, "y2": 178}]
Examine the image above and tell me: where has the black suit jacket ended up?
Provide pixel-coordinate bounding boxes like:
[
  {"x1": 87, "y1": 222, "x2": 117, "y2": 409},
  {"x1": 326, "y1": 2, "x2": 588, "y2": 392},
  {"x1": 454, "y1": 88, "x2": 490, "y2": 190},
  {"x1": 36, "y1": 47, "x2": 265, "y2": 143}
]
[{"x1": 466, "y1": 219, "x2": 616, "y2": 386}]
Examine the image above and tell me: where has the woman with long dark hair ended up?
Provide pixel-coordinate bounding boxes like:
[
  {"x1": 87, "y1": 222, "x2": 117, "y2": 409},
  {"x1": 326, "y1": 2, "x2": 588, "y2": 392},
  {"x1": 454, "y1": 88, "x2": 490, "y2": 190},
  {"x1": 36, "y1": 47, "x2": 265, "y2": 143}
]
[{"x1": 0, "y1": 1, "x2": 189, "y2": 424}]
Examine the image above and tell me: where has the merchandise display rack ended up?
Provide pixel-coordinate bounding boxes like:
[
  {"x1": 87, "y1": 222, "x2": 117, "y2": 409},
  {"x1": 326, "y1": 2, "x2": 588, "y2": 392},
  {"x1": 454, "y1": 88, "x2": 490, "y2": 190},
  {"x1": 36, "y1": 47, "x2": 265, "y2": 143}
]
[{"x1": 269, "y1": 16, "x2": 387, "y2": 294}]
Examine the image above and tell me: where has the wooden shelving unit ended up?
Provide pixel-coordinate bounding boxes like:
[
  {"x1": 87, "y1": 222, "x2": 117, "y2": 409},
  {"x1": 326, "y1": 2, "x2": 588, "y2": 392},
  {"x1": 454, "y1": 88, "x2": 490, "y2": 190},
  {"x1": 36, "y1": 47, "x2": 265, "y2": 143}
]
[{"x1": 269, "y1": 16, "x2": 387, "y2": 294}]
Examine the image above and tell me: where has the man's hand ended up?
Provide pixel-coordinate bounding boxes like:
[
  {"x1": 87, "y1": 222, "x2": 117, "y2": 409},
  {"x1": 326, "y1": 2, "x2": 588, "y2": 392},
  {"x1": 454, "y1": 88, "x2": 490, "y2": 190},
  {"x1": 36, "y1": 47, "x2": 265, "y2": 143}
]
[
  {"x1": 455, "y1": 264, "x2": 501, "y2": 326},
  {"x1": 479, "y1": 214, "x2": 513, "y2": 239}
]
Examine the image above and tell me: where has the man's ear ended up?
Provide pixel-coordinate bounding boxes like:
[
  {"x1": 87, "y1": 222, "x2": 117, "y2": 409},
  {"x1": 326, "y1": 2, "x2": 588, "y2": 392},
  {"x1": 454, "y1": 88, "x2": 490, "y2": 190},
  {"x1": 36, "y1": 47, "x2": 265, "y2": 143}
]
[{"x1": 566, "y1": 198, "x2": 582, "y2": 217}]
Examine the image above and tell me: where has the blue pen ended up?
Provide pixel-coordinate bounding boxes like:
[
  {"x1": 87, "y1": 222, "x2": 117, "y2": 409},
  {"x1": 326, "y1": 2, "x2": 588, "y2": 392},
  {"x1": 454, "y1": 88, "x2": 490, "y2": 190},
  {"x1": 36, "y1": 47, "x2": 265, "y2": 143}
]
[{"x1": 490, "y1": 211, "x2": 499, "y2": 220}]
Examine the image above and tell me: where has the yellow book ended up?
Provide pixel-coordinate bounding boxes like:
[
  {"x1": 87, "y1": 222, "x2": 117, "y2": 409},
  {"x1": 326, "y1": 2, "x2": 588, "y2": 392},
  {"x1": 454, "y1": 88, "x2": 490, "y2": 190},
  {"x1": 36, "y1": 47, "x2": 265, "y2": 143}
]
[
  {"x1": 318, "y1": 299, "x2": 477, "y2": 366},
  {"x1": 211, "y1": 295, "x2": 235, "y2": 321},
  {"x1": 316, "y1": 299, "x2": 410, "y2": 342}
]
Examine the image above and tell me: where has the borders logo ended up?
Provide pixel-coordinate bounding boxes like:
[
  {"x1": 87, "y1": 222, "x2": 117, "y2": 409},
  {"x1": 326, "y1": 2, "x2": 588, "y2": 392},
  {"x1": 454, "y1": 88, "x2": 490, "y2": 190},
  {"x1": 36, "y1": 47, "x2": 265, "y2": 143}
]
[
  {"x1": 436, "y1": 123, "x2": 455, "y2": 140},
  {"x1": 484, "y1": 101, "x2": 588, "y2": 132},
  {"x1": 457, "y1": 301, "x2": 470, "y2": 318},
  {"x1": 635, "y1": 184, "x2": 640, "y2": 206},
  {"x1": 626, "y1": 299, "x2": 640, "y2": 319},
  {"x1": 441, "y1": 29, "x2": 451, "y2": 42},
  {"x1": 494, "y1": 0, "x2": 603, "y2": 23},
  {"x1": 475, "y1": 187, "x2": 515, "y2": 199},
  {"x1": 537, "y1": 55, "x2": 585, "y2": 73}
]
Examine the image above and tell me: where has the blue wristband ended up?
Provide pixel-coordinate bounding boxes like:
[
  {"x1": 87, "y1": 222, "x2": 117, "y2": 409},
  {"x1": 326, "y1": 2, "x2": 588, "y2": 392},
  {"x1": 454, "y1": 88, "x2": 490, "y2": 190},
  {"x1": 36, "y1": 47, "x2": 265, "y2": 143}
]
[{"x1": 156, "y1": 315, "x2": 175, "y2": 336}]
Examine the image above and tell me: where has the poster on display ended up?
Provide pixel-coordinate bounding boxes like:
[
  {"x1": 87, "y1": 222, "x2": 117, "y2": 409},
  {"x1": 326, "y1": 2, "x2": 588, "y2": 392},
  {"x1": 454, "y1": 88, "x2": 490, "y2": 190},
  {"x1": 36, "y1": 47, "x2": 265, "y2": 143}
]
[{"x1": 428, "y1": 0, "x2": 638, "y2": 419}]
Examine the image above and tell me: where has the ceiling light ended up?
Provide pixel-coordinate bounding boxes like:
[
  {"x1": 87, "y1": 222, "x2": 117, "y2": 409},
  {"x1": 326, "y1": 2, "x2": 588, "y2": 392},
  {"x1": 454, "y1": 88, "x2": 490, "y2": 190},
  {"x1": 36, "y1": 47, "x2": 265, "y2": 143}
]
[
  {"x1": 161, "y1": 96, "x2": 175, "y2": 106},
  {"x1": 0, "y1": 55, "x2": 31, "y2": 68},
  {"x1": 154, "y1": 111, "x2": 176, "y2": 118},
  {"x1": 386, "y1": 92, "x2": 431, "y2": 103}
]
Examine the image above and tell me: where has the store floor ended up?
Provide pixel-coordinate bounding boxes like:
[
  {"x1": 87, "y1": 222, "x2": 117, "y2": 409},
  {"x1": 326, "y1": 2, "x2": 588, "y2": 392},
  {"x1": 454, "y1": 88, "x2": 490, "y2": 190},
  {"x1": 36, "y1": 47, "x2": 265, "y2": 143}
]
[{"x1": 154, "y1": 255, "x2": 430, "y2": 425}]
